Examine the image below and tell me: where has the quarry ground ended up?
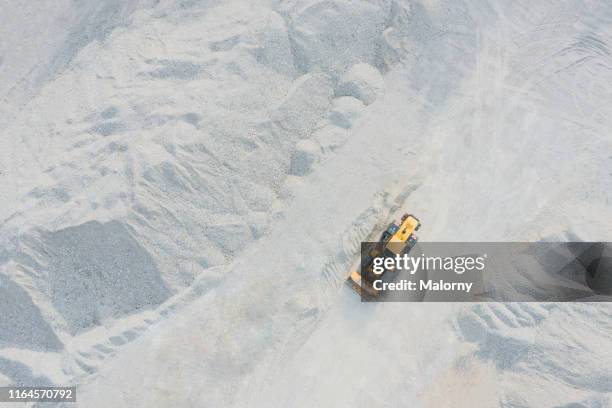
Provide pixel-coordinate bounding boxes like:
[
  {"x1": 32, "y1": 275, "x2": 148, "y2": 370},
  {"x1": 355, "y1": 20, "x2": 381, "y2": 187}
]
[{"x1": 1, "y1": 0, "x2": 612, "y2": 407}]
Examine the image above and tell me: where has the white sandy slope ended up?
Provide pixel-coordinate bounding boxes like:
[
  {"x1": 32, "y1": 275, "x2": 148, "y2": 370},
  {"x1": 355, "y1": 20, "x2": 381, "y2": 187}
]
[{"x1": 1, "y1": 0, "x2": 612, "y2": 407}]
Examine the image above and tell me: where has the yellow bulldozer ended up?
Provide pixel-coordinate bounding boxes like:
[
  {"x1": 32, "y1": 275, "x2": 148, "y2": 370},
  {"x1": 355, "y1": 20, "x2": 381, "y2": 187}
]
[{"x1": 348, "y1": 213, "x2": 421, "y2": 297}]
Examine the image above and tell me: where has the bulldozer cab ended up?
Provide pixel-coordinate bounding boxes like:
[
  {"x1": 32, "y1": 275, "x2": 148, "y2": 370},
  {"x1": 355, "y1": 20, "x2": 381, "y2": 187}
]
[{"x1": 384, "y1": 214, "x2": 420, "y2": 256}]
